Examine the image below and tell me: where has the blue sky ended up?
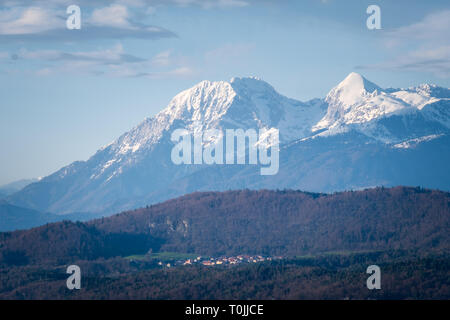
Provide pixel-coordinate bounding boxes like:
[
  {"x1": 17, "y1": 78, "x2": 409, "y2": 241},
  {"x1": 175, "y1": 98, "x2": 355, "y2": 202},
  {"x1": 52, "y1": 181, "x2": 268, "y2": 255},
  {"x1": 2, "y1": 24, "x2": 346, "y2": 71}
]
[{"x1": 1, "y1": 0, "x2": 449, "y2": 185}]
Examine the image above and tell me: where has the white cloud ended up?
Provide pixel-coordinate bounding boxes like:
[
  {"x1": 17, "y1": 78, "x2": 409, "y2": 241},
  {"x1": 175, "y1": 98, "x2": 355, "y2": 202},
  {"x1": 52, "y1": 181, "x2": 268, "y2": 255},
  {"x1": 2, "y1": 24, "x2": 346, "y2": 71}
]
[
  {"x1": 385, "y1": 10, "x2": 450, "y2": 43},
  {"x1": 150, "y1": 0, "x2": 249, "y2": 8},
  {"x1": 0, "y1": 7, "x2": 63, "y2": 35},
  {"x1": 165, "y1": 66, "x2": 192, "y2": 76},
  {"x1": 90, "y1": 4, "x2": 134, "y2": 29},
  {"x1": 3, "y1": 0, "x2": 250, "y2": 9},
  {"x1": 360, "y1": 45, "x2": 450, "y2": 78},
  {"x1": 360, "y1": 10, "x2": 450, "y2": 78},
  {"x1": 199, "y1": 0, "x2": 249, "y2": 8},
  {"x1": 15, "y1": 44, "x2": 145, "y2": 64},
  {"x1": 0, "y1": 4, "x2": 176, "y2": 41},
  {"x1": 152, "y1": 50, "x2": 172, "y2": 66},
  {"x1": 4, "y1": 45, "x2": 192, "y2": 79},
  {"x1": 0, "y1": 0, "x2": 250, "y2": 38}
]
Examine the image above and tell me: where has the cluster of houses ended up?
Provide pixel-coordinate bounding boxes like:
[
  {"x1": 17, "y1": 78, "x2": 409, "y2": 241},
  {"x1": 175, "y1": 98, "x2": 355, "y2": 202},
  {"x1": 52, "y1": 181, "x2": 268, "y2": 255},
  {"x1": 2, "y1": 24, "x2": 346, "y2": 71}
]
[{"x1": 158, "y1": 255, "x2": 282, "y2": 268}]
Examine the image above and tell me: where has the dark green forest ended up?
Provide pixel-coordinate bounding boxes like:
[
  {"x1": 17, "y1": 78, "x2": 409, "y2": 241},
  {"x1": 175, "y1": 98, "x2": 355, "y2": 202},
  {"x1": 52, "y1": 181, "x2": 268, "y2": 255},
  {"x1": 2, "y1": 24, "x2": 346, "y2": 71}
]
[
  {"x1": 0, "y1": 187, "x2": 449, "y2": 299},
  {"x1": 0, "y1": 251, "x2": 448, "y2": 299}
]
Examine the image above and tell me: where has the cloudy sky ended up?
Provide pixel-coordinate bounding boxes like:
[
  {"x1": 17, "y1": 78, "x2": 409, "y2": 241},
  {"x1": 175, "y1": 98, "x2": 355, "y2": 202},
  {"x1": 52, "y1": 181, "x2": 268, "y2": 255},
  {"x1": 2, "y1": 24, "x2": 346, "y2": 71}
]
[{"x1": 1, "y1": 0, "x2": 449, "y2": 185}]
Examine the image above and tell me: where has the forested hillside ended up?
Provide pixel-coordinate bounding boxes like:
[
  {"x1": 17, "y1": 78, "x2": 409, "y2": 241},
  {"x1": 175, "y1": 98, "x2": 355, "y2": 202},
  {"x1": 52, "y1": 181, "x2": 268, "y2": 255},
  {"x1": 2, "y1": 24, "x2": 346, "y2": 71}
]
[{"x1": 0, "y1": 187, "x2": 448, "y2": 265}]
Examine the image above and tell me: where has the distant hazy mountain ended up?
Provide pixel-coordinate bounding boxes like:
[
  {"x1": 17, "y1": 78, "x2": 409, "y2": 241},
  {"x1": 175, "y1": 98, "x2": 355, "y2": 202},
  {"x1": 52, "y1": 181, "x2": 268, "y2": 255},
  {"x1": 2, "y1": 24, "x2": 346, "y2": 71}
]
[
  {"x1": 0, "y1": 202, "x2": 105, "y2": 232},
  {"x1": 0, "y1": 202, "x2": 57, "y2": 232},
  {"x1": 6, "y1": 73, "x2": 450, "y2": 216},
  {"x1": 0, "y1": 179, "x2": 39, "y2": 198}
]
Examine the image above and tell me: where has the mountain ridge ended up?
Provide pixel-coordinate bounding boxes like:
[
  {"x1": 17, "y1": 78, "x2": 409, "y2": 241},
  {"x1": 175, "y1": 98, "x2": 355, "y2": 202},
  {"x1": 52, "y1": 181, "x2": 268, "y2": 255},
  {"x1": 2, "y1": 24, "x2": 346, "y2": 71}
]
[{"x1": 5, "y1": 73, "x2": 450, "y2": 218}]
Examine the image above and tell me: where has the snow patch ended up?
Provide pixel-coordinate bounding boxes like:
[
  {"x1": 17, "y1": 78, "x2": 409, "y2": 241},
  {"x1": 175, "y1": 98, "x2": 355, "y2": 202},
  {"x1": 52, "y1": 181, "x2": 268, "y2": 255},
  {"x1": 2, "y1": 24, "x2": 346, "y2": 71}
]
[{"x1": 392, "y1": 134, "x2": 444, "y2": 149}]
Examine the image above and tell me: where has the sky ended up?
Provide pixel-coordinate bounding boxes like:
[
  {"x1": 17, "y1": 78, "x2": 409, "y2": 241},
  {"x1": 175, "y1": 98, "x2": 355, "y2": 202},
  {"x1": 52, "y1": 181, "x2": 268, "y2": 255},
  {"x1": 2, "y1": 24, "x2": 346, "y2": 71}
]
[{"x1": 0, "y1": 0, "x2": 449, "y2": 185}]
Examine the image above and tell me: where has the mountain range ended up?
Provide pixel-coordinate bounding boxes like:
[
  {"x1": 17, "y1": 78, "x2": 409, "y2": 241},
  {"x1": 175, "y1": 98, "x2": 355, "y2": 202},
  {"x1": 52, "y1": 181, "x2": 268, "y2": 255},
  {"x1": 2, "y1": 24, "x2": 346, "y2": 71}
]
[{"x1": 4, "y1": 72, "x2": 450, "y2": 221}]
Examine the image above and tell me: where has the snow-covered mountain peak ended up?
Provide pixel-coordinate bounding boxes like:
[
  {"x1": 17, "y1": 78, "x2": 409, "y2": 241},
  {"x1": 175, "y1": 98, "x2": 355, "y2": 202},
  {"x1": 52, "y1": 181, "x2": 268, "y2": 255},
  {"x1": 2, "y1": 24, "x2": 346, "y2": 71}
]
[
  {"x1": 416, "y1": 83, "x2": 436, "y2": 96},
  {"x1": 311, "y1": 74, "x2": 450, "y2": 143},
  {"x1": 156, "y1": 77, "x2": 326, "y2": 143},
  {"x1": 313, "y1": 73, "x2": 384, "y2": 131},
  {"x1": 97, "y1": 76, "x2": 328, "y2": 171},
  {"x1": 326, "y1": 72, "x2": 381, "y2": 106},
  {"x1": 227, "y1": 77, "x2": 327, "y2": 141},
  {"x1": 229, "y1": 76, "x2": 275, "y2": 94},
  {"x1": 412, "y1": 83, "x2": 450, "y2": 99},
  {"x1": 161, "y1": 79, "x2": 236, "y2": 124},
  {"x1": 102, "y1": 80, "x2": 238, "y2": 160}
]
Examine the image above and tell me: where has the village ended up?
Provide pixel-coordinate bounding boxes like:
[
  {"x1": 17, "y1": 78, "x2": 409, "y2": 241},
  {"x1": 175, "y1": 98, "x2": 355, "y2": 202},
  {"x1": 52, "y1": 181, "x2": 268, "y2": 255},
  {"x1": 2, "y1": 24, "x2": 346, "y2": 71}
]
[{"x1": 157, "y1": 255, "x2": 283, "y2": 269}]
